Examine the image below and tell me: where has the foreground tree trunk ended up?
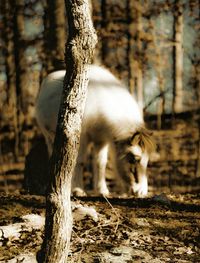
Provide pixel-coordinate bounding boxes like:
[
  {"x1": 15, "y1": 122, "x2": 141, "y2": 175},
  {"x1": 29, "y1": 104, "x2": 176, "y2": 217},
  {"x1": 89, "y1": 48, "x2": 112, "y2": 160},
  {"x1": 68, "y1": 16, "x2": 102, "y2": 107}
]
[{"x1": 37, "y1": 0, "x2": 97, "y2": 262}]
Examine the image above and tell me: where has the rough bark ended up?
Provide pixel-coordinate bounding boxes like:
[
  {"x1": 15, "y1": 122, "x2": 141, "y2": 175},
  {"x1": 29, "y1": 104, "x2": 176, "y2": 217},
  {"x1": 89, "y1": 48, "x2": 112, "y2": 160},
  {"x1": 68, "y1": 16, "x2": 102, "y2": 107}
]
[
  {"x1": 37, "y1": 0, "x2": 97, "y2": 262},
  {"x1": 173, "y1": 0, "x2": 183, "y2": 113}
]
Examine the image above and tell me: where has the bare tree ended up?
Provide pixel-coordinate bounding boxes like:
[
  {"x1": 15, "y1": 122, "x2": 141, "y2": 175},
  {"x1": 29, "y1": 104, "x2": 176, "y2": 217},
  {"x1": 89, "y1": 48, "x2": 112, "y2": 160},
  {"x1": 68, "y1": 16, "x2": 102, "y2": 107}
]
[{"x1": 37, "y1": 0, "x2": 97, "y2": 262}]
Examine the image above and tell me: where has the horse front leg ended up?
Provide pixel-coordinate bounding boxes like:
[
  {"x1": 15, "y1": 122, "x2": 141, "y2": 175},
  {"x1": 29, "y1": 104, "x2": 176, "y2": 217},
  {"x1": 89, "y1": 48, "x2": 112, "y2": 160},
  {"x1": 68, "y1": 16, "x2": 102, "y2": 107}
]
[{"x1": 93, "y1": 144, "x2": 109, "y2": 196}]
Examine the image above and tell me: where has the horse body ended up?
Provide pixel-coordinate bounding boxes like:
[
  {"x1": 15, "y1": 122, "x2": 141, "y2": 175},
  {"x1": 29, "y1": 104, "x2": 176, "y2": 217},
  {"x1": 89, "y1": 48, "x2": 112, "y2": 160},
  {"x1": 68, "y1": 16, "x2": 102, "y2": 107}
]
[{"x1": 36, "y1": 65, "x2": 154, "y2": 197}]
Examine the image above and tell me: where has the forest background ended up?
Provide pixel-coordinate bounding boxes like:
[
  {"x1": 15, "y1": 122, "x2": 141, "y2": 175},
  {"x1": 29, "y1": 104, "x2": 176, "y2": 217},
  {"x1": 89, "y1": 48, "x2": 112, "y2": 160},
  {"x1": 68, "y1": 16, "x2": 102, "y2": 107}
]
[{"x1": 0, "y1": 0, "x2": 199, "y2": 194}]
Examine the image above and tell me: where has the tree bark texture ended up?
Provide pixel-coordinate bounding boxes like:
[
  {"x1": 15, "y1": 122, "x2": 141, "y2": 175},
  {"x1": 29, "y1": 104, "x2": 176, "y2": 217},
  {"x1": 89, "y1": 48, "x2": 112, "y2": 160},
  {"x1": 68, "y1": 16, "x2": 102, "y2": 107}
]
[{"x1": 38, "y1": 0, "x2": 97, "y2": 262}]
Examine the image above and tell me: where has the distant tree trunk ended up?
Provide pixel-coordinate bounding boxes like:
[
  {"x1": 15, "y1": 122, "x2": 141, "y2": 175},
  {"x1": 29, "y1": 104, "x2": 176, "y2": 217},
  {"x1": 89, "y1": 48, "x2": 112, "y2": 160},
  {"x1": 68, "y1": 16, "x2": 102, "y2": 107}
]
[
  {"x1": 196, "y1": 53, "x2": 200, "y2": 178},
  {"x1": 5, "y1": 0, "x2": 28, "y2": 159},
  {"x1": 128, "y1": 1, "x2": 143, "y2": 116},
  {"x1": 1, "y1": 0, "x2": 19, "y2": 159},
  {"x1": 127, "y1": 0, "x2": 135, "y2": 95},
  {"x1": 197, "y1": 120, "x2": 200, "y2": 178},
  {"x1": 157, "y1": 68, "x2": 165, "y2": 129},
  {"x1": 42, "y1": 0, "x2": 66, "y2": 74},
  {"x1": 101, "y1": 0, "x2": 108, "y2": 63},
  {"x1": 135, "y1": 1, "x2": 143, "y2": 117},
  {"x1": 173, "y1": 0, "x2": 183, "y2": 113},
  {"x1": 195, "y1": 1, "x2": 200, "y2": 178},
  {"x1": 14, "y1": 0, "x2": 28, "y2": 116},
  {"x1": 37, "y1": 0, "x2": 97, "y2": 262},
  {"x1": 150, "y1": 19, "x2": 165, "y2": 129}
]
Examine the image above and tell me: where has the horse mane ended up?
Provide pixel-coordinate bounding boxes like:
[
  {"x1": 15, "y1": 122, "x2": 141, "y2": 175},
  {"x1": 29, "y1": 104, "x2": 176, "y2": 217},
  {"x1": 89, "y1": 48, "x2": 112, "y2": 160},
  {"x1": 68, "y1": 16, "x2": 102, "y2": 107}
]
[{"x1": 130, "y1": 127, "x2": 156, "y2": 154}]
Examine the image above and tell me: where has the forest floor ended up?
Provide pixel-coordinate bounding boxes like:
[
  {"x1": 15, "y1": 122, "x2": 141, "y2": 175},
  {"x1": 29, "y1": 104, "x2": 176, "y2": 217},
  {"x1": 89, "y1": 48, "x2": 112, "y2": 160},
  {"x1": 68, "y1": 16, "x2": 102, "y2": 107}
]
[{"x1": 0, "y1": 192, "x2": 200, "y2": 263}]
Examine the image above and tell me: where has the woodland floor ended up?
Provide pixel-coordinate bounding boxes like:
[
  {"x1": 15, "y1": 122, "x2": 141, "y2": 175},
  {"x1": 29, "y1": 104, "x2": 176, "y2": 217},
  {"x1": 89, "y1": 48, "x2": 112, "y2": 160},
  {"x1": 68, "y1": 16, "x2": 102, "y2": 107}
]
[{"x1": 0, "y1": 192, "x2": 200, "y2": 263}]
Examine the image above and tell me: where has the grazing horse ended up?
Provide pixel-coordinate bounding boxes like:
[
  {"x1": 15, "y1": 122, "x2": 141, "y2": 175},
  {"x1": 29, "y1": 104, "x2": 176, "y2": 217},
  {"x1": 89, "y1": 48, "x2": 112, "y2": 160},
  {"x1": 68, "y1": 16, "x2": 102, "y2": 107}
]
[{"x1": 35, "y1": 65, "x2": 155, "y2": 197}]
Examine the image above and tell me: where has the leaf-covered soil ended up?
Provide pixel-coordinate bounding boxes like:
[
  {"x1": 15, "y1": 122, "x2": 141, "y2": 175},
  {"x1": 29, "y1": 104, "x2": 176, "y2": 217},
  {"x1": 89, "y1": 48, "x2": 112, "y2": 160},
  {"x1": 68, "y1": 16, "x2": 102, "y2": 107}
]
[{"x1": 0, "y1": 193, "x2": 200, "y2": 263}]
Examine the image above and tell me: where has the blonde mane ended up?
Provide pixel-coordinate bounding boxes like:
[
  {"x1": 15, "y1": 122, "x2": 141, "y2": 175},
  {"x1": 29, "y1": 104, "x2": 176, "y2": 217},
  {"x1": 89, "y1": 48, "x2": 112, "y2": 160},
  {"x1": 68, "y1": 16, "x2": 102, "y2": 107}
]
[{"x1": 130, "y1": 127, "x2": 156, "y2": 154}]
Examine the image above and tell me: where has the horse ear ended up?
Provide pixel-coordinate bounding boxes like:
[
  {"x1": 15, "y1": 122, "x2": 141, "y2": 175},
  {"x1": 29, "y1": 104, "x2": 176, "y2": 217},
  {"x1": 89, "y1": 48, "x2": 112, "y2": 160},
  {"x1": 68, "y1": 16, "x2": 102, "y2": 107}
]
[{"x1": 131, "y1": 127, "x2": 156, "y2": 154}]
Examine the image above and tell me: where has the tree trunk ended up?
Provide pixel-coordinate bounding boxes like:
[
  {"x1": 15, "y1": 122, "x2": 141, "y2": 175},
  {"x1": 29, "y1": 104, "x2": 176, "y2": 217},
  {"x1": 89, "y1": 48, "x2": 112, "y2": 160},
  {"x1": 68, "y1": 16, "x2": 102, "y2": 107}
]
[
  {"x1": 135, "y1": 1, "x2": 143, "y2": 117},
  {"x1": 101, "y1": 0, "x2": 107, "y2": 63},
  {"x1": 127, "y1": 0, "x2": 135, "y2": 95},
  {"x1": 150, "y1": 18, "x2": 165, "y2": 129},
  {"x1": 42, "y1": 0, "x2": 66, "y2": 74},
  {"x1": 173, "y1": 0, "x2": 183, "y2": 113},
  {"x1": 129, "y1": 0, "x2": 143, "y2": 116},
  {"x1": 1, "y1": 0, "x2": 20, "y2": 159},
  {"x1": 37, "y1": 1, "x2": 97, "y2": 262},
  {"x1": 8, "y1": 0, "x2": 27, "y2": 159}
]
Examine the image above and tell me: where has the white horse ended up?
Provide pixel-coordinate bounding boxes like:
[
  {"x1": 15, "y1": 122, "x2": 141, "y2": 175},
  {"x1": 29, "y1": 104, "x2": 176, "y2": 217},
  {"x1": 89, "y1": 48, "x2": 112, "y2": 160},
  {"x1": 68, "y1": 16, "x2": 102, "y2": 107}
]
[{"x1": 35, "y1": 65, "x2": 155, "y2": 197}]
